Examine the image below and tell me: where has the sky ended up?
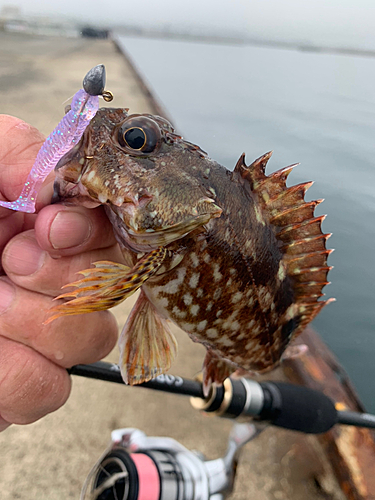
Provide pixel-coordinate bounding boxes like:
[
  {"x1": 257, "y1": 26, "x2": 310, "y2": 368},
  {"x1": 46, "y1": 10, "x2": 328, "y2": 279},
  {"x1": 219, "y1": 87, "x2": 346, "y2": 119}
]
[{"x1": 2, "y1": 0, "x2": 375, "y2": 48}]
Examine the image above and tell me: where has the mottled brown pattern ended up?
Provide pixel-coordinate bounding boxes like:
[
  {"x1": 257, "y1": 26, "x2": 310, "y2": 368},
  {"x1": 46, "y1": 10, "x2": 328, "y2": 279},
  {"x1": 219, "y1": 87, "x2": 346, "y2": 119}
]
[{"x1": 53, "y1": 108, "x2": 333, "y2": 387}]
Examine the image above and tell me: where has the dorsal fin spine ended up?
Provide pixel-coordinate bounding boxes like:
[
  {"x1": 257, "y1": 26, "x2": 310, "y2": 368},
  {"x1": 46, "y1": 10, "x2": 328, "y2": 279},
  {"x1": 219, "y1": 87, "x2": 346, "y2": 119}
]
[{"x1": 239, "y1": 152, "x2": 334, "y2": 338}]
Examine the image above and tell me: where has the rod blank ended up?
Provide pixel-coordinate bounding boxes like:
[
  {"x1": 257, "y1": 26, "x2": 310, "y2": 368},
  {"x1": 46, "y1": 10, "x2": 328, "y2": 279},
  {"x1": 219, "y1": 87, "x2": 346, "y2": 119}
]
[{"x1": 68, "y1": 361, "x2": 375, "y2": 431}]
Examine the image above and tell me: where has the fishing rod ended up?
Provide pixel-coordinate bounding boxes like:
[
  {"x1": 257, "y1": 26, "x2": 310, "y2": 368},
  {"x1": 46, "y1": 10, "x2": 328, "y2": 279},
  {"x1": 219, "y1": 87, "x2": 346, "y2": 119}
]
[{"x1": 68, "y1": 361, "x2": 375, "y2": 434}]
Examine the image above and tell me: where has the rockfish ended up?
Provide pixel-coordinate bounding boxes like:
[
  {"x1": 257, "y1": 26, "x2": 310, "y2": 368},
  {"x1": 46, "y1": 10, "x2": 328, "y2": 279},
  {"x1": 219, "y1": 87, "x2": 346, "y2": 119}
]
[{"x1": 49, "y1": 108, "x2": 333, "y2": 390}]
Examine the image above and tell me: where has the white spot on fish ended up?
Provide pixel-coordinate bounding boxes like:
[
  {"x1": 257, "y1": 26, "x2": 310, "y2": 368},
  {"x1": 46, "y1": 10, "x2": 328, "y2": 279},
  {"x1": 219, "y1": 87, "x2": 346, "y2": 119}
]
[
  {"x1": 263, "y1": 291, "x2": 272, "y2": 304},
  {"x1": 216, "y1": 310, "x2": 223, "y2": 318},
  {"x1": 190, "y1": 304, "x2": 200, "y2": 316},
  {"x1": 226, "y1": 278, "x2": 233, "y2": 287},
  {"x1": 203, "y1": 253, "x2": 211, "y2": 264},
  {"x1": 172, "y1": 306, "x2": 187, "y2": 319},
  {"x1": 229, "y1": 268, "x2": 237, "y2": 275},
  {"x1": 98, "y1": 193, "x2": 107, "y2": 203},
  {"x1": 206, "y1": 301, "x2": 213, "y2": 312},
  {"x1": 218, "y1": 335, "x2": 234, "y2": 347},
  {"x1": 158, "y1": 297, "x2": 169, "y2": 308},
  {"x1": 189, "y1": 272, "x2": 200, "y2": 289},
  {"x1": 197, "y1": 320, "x2": 207, "y2": 331},
  {"x1": 278, "y1": 261, "x2": 286, "y2": 281},
  {"x1": 245, "y1": 340, "x2": 256, "y2": 351},
  {"x1": 155, "y1": 267, "x2": 187, "y2": 295},
  {"x1": 190, "y1": 252, "x2": 200, "y2": 268},
  {"x1": 231, "y1": 292, "x2": 243, "y2": 304},
  {"x1": 196, "y1": 288, "x2": 203, "y2": 298},
  {"x1": 285, "y1": 304, "x2": 298, "y2": 320},
  {"x1": 87, "y1": 170, "x2": 96, "y2": 181},
  {"x1": 254, "y1": 204, "x2": 265, "y2": 225},
  {"x1": 206, "y1": 328, "x2": 218, "y2": 339},
  {"x1": 183, "y1": 293, "x2": 193, "y2": 306},
  {"x1": 222, "y1": 311, "x2": 239, "y2": 330},
  {"x1": 213, "y1": 288, "x2": 222, "y2": 300},
  {"x1": 104, "y1": 180, "x2": 110, "y2": 187},
  {"x1": 230, "y1": 320, "x2": 240, "y2": 331},
  {"x1": 212, "y1": 263, "x2": 222, "y2": 282}
]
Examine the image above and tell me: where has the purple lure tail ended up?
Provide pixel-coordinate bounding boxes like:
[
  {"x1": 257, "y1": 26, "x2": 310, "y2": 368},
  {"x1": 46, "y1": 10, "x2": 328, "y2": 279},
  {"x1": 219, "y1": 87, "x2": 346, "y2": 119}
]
[{"x1": 0, "y1": 64, "x2": 107, "y2": 213}]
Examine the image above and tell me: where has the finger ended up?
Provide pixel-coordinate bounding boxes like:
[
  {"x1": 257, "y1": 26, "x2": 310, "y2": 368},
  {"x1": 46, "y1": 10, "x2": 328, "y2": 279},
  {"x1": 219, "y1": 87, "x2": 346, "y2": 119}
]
[
  {"x1": 0, "y1": 211, "x2": 24, "y2": 274},
  {"x1": 0, "y1": 336, "x2": 71, "y2": 425},
  {"x1": 0, "y1": 115, "x2": 45, "y2": 201},
  {"x1": 2, "y1": 230, "x2": 124, "y2": 296},
  {"x1": 34, "y1": 204, "x2": 118, "y2": 257},
  {"x1": 0, "y1": 416, "x2": 11, "y2": 432},
  {"x1": 0, "y1": 278, "x2": 118, "y2": 368}
]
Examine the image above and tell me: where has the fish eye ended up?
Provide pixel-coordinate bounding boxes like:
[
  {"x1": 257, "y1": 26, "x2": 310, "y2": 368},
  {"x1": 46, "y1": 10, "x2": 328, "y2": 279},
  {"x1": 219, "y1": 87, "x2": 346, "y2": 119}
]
[
  {"x1": 118, "y1": 116, "x2": 161, "y2": 154},
  {"x1": 123, "y1": 127, "x2": 146, "y2": 150}
]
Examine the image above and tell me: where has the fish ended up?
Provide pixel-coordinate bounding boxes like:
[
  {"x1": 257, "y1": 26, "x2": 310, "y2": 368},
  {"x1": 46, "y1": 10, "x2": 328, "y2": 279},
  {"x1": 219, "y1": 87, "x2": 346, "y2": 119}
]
[{"x1": 48, "y1": 107, "x2": 334, "y2": 391}]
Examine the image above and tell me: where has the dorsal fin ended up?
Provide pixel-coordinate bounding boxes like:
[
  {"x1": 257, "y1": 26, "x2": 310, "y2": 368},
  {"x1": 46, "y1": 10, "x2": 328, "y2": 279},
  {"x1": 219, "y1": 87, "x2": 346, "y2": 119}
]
[
  {"x1": 236, "y1": 152, "x2": 334, "y2": 338},
  {"x1": 233, "y1": 151, "x2": 273, "y2": 182}
]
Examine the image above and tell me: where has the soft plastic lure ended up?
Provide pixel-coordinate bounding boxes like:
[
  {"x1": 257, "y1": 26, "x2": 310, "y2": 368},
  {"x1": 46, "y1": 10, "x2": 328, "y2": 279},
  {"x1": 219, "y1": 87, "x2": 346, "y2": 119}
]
[{"x1": 0, "y1": 64, "x2": 111, "y2": 213}]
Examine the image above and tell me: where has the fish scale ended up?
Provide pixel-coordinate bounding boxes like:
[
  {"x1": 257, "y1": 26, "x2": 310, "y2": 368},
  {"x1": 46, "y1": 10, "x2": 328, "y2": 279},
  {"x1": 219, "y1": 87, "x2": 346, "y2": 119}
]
[{"x1": 49, "y1": 107, "x2": 334, "y2": 389}]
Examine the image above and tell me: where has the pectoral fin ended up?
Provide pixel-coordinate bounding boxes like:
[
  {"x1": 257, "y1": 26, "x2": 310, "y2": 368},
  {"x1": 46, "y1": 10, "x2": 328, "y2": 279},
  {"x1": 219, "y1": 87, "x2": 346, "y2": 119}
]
[
  {"x1": 45, "y1": 247, "x2": 166, "y2": 323},
  {"x1": 119, "y1": 290, "x2": 178, "y2": 385}
]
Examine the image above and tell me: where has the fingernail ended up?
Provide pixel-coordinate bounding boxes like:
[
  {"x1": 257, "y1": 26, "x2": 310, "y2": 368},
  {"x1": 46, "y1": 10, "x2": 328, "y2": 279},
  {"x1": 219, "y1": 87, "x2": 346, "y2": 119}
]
[
  {"x1": 4, "y1": 237, "x2": 46, "y2": 276},
  {"x1": 49, "y1": 211, "x2": 92, "y2": 249},
  {"x1": 0, "y1": 280, "x2": 15, "y2": 313}
]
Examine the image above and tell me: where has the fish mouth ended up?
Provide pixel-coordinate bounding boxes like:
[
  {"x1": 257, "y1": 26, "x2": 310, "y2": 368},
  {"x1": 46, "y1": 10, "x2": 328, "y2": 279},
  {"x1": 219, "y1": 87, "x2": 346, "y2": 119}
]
[
  {"x1": 52, "y1": 177, "x2": 103, "y2": 208},
  {"x1": 106, "y1": 206, "x2": 221, "y2": 253},
  {"x1": 126, "y1": 213, "x2": 212, "y2": 247},
  {"x1": 107, "y1": 196, "x2": 223, "y2": 252}
]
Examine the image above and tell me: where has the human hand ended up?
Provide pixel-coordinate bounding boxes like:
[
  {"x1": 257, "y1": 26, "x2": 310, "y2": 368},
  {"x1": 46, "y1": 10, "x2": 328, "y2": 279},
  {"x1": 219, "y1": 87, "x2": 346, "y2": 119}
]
[{"x1": 0, "y1": 115, "x2": 121, "y2": 431}]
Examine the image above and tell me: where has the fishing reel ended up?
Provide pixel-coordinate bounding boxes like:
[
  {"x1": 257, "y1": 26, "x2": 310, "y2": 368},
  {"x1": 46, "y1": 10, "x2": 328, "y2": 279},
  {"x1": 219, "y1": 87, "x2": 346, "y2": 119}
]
[
  {"x1": 73, "y1": 362, "x2": 375, "y2": 500},
  {"x1": 80, "y1": 424, "x2": 263, "y2": 500}
]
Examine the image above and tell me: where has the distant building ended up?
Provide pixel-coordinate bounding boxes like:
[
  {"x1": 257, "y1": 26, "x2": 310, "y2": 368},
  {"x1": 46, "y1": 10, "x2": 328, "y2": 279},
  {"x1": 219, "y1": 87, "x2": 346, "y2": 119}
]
[{"x1": 81, "y1": 26, "x2": 110, "y2": 39}]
